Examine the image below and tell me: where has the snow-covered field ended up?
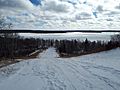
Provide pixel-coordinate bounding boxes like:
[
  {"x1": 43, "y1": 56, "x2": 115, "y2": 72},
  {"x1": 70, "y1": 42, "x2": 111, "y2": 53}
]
[{"x1": 0, "y1": 48, "x2": 120, "y2": 90}]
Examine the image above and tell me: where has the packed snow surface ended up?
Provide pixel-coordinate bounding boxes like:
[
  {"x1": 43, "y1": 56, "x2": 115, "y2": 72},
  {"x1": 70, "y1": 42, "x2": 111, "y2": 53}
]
[{"x1": 0, "y1": 48, "x2": 120, "y2": 90}]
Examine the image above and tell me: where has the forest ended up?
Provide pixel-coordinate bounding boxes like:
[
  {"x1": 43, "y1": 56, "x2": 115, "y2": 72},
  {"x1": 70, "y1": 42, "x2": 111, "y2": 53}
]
[
  {"x1": 55, "y1": 36, "x2": 120, "y2": 57},
  {"x1": 0, "y1": 33, "x2": 120, "y2": 59}
]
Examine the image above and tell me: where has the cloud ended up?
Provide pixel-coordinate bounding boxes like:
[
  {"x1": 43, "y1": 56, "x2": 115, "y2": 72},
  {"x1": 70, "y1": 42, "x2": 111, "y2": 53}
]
[
  {"x1": 0, "y1": 0, "x2": 34, "y2": 10},
  {"x1": 41, "y1": 0, "x2": 74, "y2": 13},
  {"x1": 115, "y1": 3, "x2": 120, "y2": 9},
  {"x1": 75, "y1": 12, "x2": 91, "y2": 20},
  {"x1": 1, "y1": 0, "x2": 120, "y2": 29},
  {"x1": 96, "y1": 5, "x2": 104, "y2": 12}
]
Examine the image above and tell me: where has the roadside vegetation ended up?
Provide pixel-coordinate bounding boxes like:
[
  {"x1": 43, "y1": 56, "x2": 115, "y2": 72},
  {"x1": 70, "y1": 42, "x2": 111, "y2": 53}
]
[{"x1": 55, "y1": 35, "x2": 120, "y2": 57}]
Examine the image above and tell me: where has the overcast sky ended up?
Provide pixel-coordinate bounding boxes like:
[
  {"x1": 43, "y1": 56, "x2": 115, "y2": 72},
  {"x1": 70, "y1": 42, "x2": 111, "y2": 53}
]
[{"x1": 0, "y1": 0, "x2": 120, "y2": 30}]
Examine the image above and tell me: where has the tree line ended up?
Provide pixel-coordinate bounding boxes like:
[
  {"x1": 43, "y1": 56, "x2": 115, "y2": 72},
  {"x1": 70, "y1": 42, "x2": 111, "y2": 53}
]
[
  {"x1": 55, "y1": 35, "x2": 120, "y2": 57},
  {"x1": 0, "y1": 34, "x2": 56, "y2": 59},
  {"x1": 0, "y1": 33, "x2": 120, "y2": 59}
]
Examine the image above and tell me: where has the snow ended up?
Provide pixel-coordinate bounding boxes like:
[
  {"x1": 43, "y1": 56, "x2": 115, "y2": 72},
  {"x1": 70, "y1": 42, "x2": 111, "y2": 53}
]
[
  {"x1": 19, "y1": 32, "x2": 113, "y2": 41},
  {"x1": 0, "y1": 48, "x2": 120, "y2": 90}
]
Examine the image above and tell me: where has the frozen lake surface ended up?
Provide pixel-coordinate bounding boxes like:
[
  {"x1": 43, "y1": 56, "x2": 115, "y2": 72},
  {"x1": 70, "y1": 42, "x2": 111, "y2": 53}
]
[{"x1": 19, "y1": 32, "x2": 115, "y2": 41}]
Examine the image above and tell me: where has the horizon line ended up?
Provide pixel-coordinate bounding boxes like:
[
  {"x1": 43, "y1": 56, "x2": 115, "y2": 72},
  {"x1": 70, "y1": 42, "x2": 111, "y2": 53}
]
[{"x1": 0, "y1": 30, "x2": 120, "y2": 33}]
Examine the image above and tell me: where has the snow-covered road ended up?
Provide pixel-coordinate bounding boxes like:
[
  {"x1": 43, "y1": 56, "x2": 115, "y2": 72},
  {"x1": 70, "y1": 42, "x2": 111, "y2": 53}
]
[{"x1": 0, "y1": 48, "x2": 120, "y2": 90}]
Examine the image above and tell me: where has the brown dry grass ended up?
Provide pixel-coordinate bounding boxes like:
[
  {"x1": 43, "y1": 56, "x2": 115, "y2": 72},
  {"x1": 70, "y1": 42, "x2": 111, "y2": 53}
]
[{"x1": 0, "y1": 50, "x2": 42, "y2": 68}]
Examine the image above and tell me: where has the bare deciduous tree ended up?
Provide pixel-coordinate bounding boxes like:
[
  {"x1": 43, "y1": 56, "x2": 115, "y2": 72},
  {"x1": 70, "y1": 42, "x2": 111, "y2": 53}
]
[{"x1": 111, "y1": 33, "x2": 120, "y2": 42}]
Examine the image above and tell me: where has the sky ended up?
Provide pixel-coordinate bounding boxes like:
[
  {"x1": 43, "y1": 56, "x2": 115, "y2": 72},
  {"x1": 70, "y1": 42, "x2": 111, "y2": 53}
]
[{"x1": 0, "y1": 0, "x2": 120, "y2": 30}]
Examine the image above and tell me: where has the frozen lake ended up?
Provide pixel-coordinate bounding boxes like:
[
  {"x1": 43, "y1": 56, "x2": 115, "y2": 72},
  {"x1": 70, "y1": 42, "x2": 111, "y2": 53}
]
[{"x1": 19, "y1": 32, "x2": 116, "y2": 41}]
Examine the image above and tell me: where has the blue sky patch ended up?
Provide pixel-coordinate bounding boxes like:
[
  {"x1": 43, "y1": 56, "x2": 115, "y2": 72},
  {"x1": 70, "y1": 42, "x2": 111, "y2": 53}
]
[{"x1": 29, "y1": 0, "x2": 41, "y2": 5}]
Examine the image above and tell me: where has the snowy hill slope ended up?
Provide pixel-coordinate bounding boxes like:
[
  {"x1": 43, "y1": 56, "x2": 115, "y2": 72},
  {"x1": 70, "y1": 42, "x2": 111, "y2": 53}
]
[{"x1": 0, "y1": 48, "x2": 120, "y2": 90}]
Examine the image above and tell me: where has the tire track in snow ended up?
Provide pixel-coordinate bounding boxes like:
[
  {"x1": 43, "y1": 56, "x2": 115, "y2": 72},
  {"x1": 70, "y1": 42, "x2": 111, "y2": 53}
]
[
  {"x1": 56, "y1": 59, "x2": 94, "y2": 90},
  {"x1": 80, "y1": 61, "x2": 120, "y2": 79},
  {"x1": 61, "y1": 57, "x2": 120, "y2": 90},
  {"x1": 46, "y1": 59, "x2": 77, "y2": 90},
  {"x1": 0, "y1": 61, "x2": 28, "y2": 83},
  {"x1": 80, "y1": 62, "x2": 120, "y2": 90},
  {"x1": 31, "y1": 48, "x2": 68, "y2": 90}
]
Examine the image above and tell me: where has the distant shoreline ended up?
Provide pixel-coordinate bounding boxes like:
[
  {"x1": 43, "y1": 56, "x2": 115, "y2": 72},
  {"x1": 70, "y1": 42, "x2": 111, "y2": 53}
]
[{"x1": 0, "y1": 30, "x2": 120, "y2": 33}]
